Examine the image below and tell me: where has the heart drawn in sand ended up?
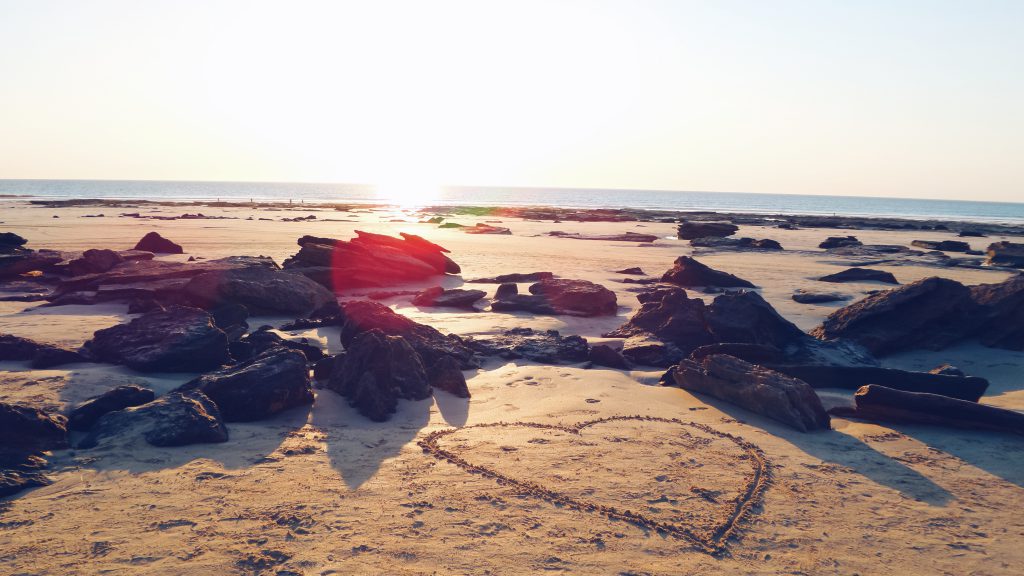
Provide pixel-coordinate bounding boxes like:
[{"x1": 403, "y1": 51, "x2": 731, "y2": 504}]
[{"x1": 418, "y1": 415, "x2": 771, "y2": 555}]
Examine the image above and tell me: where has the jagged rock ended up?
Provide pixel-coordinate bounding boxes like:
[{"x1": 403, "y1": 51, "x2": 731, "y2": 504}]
[
  {"x1": 313, "y1": 354, "x2": 339, "y2": 382},
  {"x1": 526, "y1": 278, "x2": 617, "y2": 316},
  {"x1": 494, "y1": 283, "x2": 518, "y2": 300},
  {"x1": 210, "y1": 302, "x2": 248, "y2": 332},
  {"x1": 133, "y1": 231, "x2": 183, "y2": 254},
  {"x1": 184, "y1": 266, "x2": 336, "y2": 316},
  {"x1": 811, "y1": 277, "x2": 976, "y2": 355},
  {"x1": 604, "y1": 286, "x2": 710, "y2": 349},
  {"x1": 79, "y1": 391, "x2": 228, "y2": 448},
  {"x1": 614, "y1": 267, "x2": 645, "y2": 275},
  {"x1": 661, "y1": 256, "x2": 755, "y2": 288},
  {"x1": 412, "y1": 287, "x2": 486, "y2": 309},
  {"x1": 0, "y1": 249, "x2": 64, "y2": 278},
  {"x1": 340, "y1": 300, "x2": 477, "y2": 368},
  {"x1": 690, "y1": 237, "x2": 783, "y2": 250},
  {"x1": 819, "y1": 236, "x2": 862, "y2": 249},
  {"x1": 766, "y1": 364, "x2": 988, "y2": 401},
  {"x1": 466, "y1": 272, "x2": 554, "y2": 284},
  {"x1": 689, "y1": 343, "x2": 783, "y2": 364},
  {"x1": 676, "y1": 221, "x2": 738, "y2": 240},
  {"x1": 930, "y1": 364, "x2": 965, "y2": 377},
  {"x1": 958, "y1": 230, "x2": 986, "y2": 237},
  {"x1": 178, "y1": 348, "x2": 313, "y2": 422},
  {"x1": 970, "y1": 274, "x2": 1024, "y2": 350},
  {"x1": 619, "y1": 334, "x2": 685, "y2": 367},
  {"x1": 82, "y1": 305, "x2": 230, "y2": 372},
  {"x1": 832, "y1": 385, "x2": 1024, "y2": 435},
  {"x1": 0, "y1": 402, "x2": 68, "y2": 451},
  {"x1": 0, "y1": 450, "x2": 52, "y2": 497},
  {"x1": 671, "y1": 355, "x2": 830, "y2": 432},
  {"x1": 468, "y1": 328, "x2": 590, "y2": 364},
  {"x1": 127, "y1": 298, "x2": 164, "y2": 314},
  {"x1": 792, "y1": 289, "x2": 849, "y2": 304},
  {"x1": 490, "y1": 293, "x2": 558, "y2": 315},
  {"x1": 0, "y1": 334, "x2": 86, "y2": 368},
  {"x1": 911, "y1": 240, "x2": 971, "y2": 252},
  {"x1": 548, "y1": 231, "x2": 658, "y2": 242},
  {"x1": 427, "y1": 355, "x2": 470, "y2": 398},
  {"x1": 589, "y1": 344, "x2": 630, "y2": 369},
  {"x1": 704, "y1": 291, "x2": 806, "y2": 347},
  {"x1": 985, "y1": 241, "x2": 1024, "y2": 268},
  {"x1": 228, "y1": 328, "x2": 324, "y2": 362},
  {"x1": 0, "y1": 232, "x2": 28, "y2": 253},
  {"x1": 62, "y1": 248, "x2": 125, "y2": 276},
  {"x1": 327, "y1": 330, "x2": 430, "y2": 421},
  {"x1": 818, "y1": 267, "x2": 898, "y2": 284},
  {"x1": 68, "y1": 386, "x2": 155, "y2": 431}
]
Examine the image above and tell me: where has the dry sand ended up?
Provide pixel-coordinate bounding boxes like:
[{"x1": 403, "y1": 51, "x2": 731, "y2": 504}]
[{"x1": 1, "y1": 200, "x2": 1022, "y2": 575}]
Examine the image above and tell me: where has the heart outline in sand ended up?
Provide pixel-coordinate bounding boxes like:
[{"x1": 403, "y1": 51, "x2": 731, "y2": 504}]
[{"x1": 418, "y1": 415, "x2": 771, "y2": 555}]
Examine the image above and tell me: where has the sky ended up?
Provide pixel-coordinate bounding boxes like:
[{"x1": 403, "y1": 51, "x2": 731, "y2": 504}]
[{"x1": 0, "y1": 0, "x2": 1021, "y2": 202}]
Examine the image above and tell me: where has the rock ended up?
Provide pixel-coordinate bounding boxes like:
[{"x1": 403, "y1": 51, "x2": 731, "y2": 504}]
[
  {"x1": 466, "y1": 272, "x2": 554, "y2": 283},
  {"x1": 792, "y1": 289, "x2": 850, "y2": 304},
  {"x1": 548, "y1": 231, "x2": 658, "y2": 242},
  {"x1": 765, "y1": 364, "x2": 988, "y2": 401},
  {"x1": 210, "y1": 302, "x2": 249, "y2": 332},
  {"x1": 327, "y1": 330, "x2": 430, "y2": 421},
  {"x1": 832, "y1": 385, "x2": 1024, "y2": 436},
  {"x1": 494, "y1": 283, "x2": 518, "y2": 300},
  {"x1": 489, "y1": 293, "x2": 558, "y2": 315},
  {"x1": 0, "y1": 232, "x2": 28, "y2": 253},
  {"x1": 619, "y1": 334, "x2": 685, "y2": 367},
  {"x1": 690, "y1": 237, "x2": 783, "y2": 250},
  {"x1": 704, "y1": 290, "x2": 806, "y2": 347},
  {"x1": 676, "y1": 221, "x2": 738, "y2": 240},
  {"x1": 526, "y1": 278, "x2": 617, "y2": 316},
  {"x1": 127, "y1": 298, "x2": 164, "y2": 314},
  {"x1": 0, "y1": 334, "x2": 86, "y2": 368},
  {"x1": 178, "y1": 348, "x2": 313, "y2": 422},
  {"x1": 82, "y1": 305, "x2": 230, "y2": 372},
  {"x1": 930, "y1": 363, "x2": 965, "y2": 377},
  {"x1": 614, "y1": 267, "x2": 645, "y2": 275},
  {"x1": 819, "y1": 236, "x2": 862, "y2": 249},
  {"x1": 603, "y1": 286, "x2": 711, "y2": 351},
  {"x1": 818, "y1": 267, "x2": 898, "y2": 284},
  {"x1": 68, "y1": 386, "x2": 155, "y2": 431},
  {"x1": 0, "y1": 249, "x2": 64, "y2": 278},
  {"x1": 969, "y1": 273, "x2": 1024, "y2": 350},
  {"x1": 671, "y1": 355, "x2": 830, "y2": 432},
  {"x1": 412, "y1": 286, "x2": 487, "y2": 309},
  {"x1": 228, "y1": 328, "x2": 324, "y2": 362},
  {"x1": 62, "y1": 248, "x2": 124, "y2": 276},
  {"x1": 689, "y1": 343, "x2": 783, "y2": 364},
  {"x1": 958, "y1": 230, "x2": 986, "y2": 237},
  {"x1": 79, "y1": 391, "x2": 228, "y2": 448},
  {"x1": 661, "y1": 256, "x2": 755, "y2": 288},
  {"x1": 911, "y1": 240, "x2": 971, "y2": 252},
  {"x1": 0, "y1": 450, "x2": 52, "y2": 498},
  {"x1": 133, "y1": 231, "x2": 183, "y2": 254},
  {"x1": 340, "y1": 300, "x2": 477, "y2": 369},
  {"x1": 810, "y1": 277, "x2": 976, "y2": 355},
  {"x1": 313, "y1": 354, "x2": 339, "y2": 382},
  {"x1": 468, "y1": 328, "x2": 590, "y2": 364},
  {"x1": 427, "y1": 355, "x2": 470, "y2": 398},
  {"x1": 184, "y1": 266, "x2": 337, "y2": 316},
  {"x1": 985, "y1": 241, "x2": 1024, "y2": 268},
  {"x1": 589, "y1": 344, "x2": 630, "y2": 369},
  {"x1": 0, "y1": 402, "x2": 68, "y2": 451},
  {"x1": 464, "y1": 223, "x2": 512, "y2": 234}
]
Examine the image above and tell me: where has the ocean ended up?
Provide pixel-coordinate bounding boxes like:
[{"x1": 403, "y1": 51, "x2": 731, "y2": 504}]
[{"x1": 2, "y1": 179, "x2": 1023, "y2": 224}]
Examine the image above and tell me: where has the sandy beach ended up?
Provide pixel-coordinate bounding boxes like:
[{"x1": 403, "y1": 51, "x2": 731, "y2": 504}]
[{"x1": 2, "y1": 199, "x2": 1023, "y2": 575}]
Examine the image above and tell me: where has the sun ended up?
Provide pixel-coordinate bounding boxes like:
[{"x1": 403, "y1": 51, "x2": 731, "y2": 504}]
[{"x1": 372, "y1": 178, "x2": 442, "y2": 209}]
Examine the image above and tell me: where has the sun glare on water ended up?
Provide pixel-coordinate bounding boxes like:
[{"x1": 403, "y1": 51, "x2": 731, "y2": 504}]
[{"x1": 372, "y1": 179, "x2": 442, "y2": 209}]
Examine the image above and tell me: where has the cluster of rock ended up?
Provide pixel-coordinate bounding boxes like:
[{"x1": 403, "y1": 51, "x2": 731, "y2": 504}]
[
  {"x1": 548, "y1": 231, "x2": 659, "y2": 243},
  {"x1": 490, "y1": 278, "x2": 618, "y2": 317},
  {"x1": 690, "y1": 237, "x2": 783, "y2": 250},
  {"x1": 986, "y1": 241, "x2": 1024, "y2": 268}
]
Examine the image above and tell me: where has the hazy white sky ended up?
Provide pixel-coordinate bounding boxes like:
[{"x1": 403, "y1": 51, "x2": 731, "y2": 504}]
[{"x1": 1, "y1": 0, "x2": 1021, "y2": 201}]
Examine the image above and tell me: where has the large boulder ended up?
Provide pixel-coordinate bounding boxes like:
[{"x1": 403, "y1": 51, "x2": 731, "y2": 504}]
[
  {"x1": 704, "y1": 290, "x2": 806, "y2": 347},
  {"x1": 412, "y1": 286, "x2": 486, "y2": 309},
  {"x1": 427, "y1": 355, "x2": 470, "y2": 398},
  {"x1": 133, "y1": 231, "x2": 183, "y2": 254},
  {"x1": 68, "y1": 386, "x2": 155, "y2": 431},
  {"x1": 970, "y1": 274, "x2": 1024, "y2": 350},
  {"x1": 525, "y1": 278, "x2": 617, "y2": 316},
  {"x1": 0, "y1": 232, "x2": 28, "y2": 253},
  {"x1": 810, "y1": 277, "x2": 976, "y2": 355},
  {"x1": 765, "y1": 364, "x2": 988, "y2": 402},
  {"x1": 0, "y1": 402, "x2": 68, "y2": 452},
  {"x1": 603, "y1": 286, "x2": 711, "y2": 352},
  {"x1": 911, "y1": 240, "x2": 971, "y2": 252},
  {"x1": 985, "y1": 241, "x2": 1024, "y2": 268},
  {"x1": 184, "y1": 266, "x2": 337, "y2": 316},
  {"x1": 661, "y1": 256, "x2": 755, "y2": 288},
  {"x1": 82, "y1": 305, "x2": 230, "y2": 372},
  {"x1": 327, "y1": 330, "x2": 431, "y2": 421},
  {"x1": 619, "y1": 334, "x2": 686, "y2": 367},
  {"x1": 229, "y1": 328, "x2": 324, "y2": 362},
  {"x1": 62, "y1": 248, "x2": 125, "y2": 276},
  {"x1": 79, "y1": 391, "x2": 228, "y2": 448},
  {"x1": 818, "y1": 268, "x2": 898, "y2": 284},
  {"x1": 340, "y1": 300, "x2": 477, "y2": 368},
  {"x1": 468, "y1": 328, "x2": 590, "y2": 364},
  {"x1": 819, "y1": 236, "x2": 862, "y2": 249},
  {"x1": 0, "y1": 334, "x2": 86, "y2": 368},
  {"x1": 671, "y1": 355, "x2": 830, "y2": 432},
  {"x1": 178, "y1": 348, "x2": 313, "y2": 422},
  {"x1": 676, "y1": 221, "x2": 738, "y2": 240},
  {"x1": 466, "y1": 272, "x2": 554, "y2": 284}
]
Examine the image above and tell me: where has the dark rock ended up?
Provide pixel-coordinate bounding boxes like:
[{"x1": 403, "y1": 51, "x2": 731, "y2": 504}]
[
  {"x1": 671, "y1": 355, "x2": 830, "y2": 432},
  {"x1": 0, "y1": 232, "x2": 28, "y2": 252},
  {"x1": 0, "y1": 402, "x2": 68, "y2": 451},
  {"x1": 819, "y1": 236, "x2": 862, "y2": 249},
  {"x1": 489, "y1": 293, "x2": 558, "y2": 315},
  {"x1": 614, "y1": 267, "x2": 645, "y2": 275},
  {"x1": 0, "y1": 334, "x2": 86, "y2": 368},
  {"x1": 589, "y1": 344, "x2": 630, "y2": 369},
  {"x1": 766, "y1": 364, "x2": 988, "y2": 401},
  {"x1": 466, "y1": 272, "x2": 554, "y2": 284},
  {"x1": 327, "y1": 330, "x2": 430, "y2": 421},
  {"x1": 210, "y1": 302, "x2": 249, "y2": 331},
  {"x1": 494, "y1": 283, "x2": 518, "y2": 300},
  {"x1": 82, "y1": 305, "x2": 230, "y2": 372},
  {"x1": 0, "y1": 249, "x2": 64, "y2": 278},
  {"x1": 690, "y1": 237, "x2": 783, "y2": 250},
  {"x1": 676, "y1": 221, "x2": 738, "y2": 240},
  {"x1": 133, "y1": 231, "x2": 183, "y2": 254},
  {"x1": 969, "y1": 273, "x2": 1024, "y2": 350},
  {"x1": 526, "y1": 278, "x2": 617, "y2": 316},
  {"x1": 0, "y1": 449, "x2": 52, "y2": 498},
  {"x1": 603, "y1": 286, "x2": 710, "y2": 351},
  {"x1": 313, "y1": 354, "x2": 339, "y2": 382},
  {"x1": 178, "y1": 348, "x2": 313, "y2": 422},
  {"x1": 958, "y1": 230, "x2": 986, "y2": 237},
  {"x1": 63, "y1": 248, "x2": 125, "y2": 276},
  {"x1": 229, "y1": 328, "x2": 324, "y2": 362},
  {"x1": 704, "y1": 291, "x2": 806, "y2": 347},
  {"x1": 340, "y1": 300, "x2": 477, "y2": 368},
  {"x1": 80, "y1": 391, "x2": 228, "y2": 448},
  {"x1": 412, "y1": 286, "x2": 486, "y2": 309},
  {"x1": 930, "y1": 363, "x2": 965, "y2": 377},
  {"x1": 184, "y1": 267, "x2": 336, "y2": 316},
  {"x1": 792, "y1": 289, "x2": 849, "y2": 304},
  {"x1": 619, "y1": 334, "x2": 685, "y2": 367},
  {"x1": 127, "y1": 298, "x2": 164, "y2": 314},
  {"x1": 985, "y1": 241, "x2": 1024, "y2": 268},
  {"x1": 689, "y1": 343, "x2": 783, "y2": 364},
  {"x1": 911, "y1": 240, "x2": 971, "y2": 252},
  {"x1": 661, "y1": 256, "x2": 755, "y2": 288},
  {"x1": 427, "y1": 355, "x2": 470, "y2": 398},
  {"x1": 818, "y1": 267, "x2": 898, "y2": 284},
  {"x1": 811, "y1": 277, "x2": 976, "y2": 355},
  {"x1": 548, "y1": 231, "x2": 658, "y2": 242},
  {"x1": 68, "y1": 386, "x2": 155, "y2": 431},
  {"x1": 468, "y1": 328, "x2": 590, "y2": 364}
]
